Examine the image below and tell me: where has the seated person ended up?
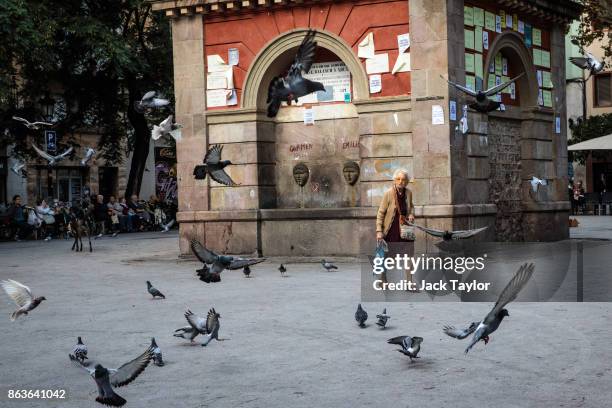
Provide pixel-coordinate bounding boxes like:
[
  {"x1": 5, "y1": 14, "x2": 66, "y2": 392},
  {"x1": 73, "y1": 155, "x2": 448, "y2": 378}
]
[{"x1": 106, "y1": 196, "x2": 121, "y2": 236}]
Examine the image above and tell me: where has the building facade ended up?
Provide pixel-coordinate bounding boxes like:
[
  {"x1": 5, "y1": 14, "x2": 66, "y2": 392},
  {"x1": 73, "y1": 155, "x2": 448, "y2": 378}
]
[{"x1": 151, "y1": 0, "x2": 580, "y2": 256}]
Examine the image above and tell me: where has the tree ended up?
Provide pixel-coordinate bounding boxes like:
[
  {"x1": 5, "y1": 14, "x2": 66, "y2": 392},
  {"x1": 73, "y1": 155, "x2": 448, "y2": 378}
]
[
  {"x1": 572, "y1": 0, "x2": 612, "y2": 62},
  {"x1": 0, "y1": 0, "x2": 173, "y2": 198}
]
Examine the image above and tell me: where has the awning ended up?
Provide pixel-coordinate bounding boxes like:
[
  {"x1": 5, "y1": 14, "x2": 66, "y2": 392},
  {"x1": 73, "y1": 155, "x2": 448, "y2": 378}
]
[{"x1": 568, "y1": 133, "x2": 612, "y2": 151}]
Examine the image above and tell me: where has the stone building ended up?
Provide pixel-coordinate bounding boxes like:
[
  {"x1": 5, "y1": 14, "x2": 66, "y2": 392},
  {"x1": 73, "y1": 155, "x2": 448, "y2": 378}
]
[{"x1": 151, "y1": 0, "x2": 580, "y2": 256}]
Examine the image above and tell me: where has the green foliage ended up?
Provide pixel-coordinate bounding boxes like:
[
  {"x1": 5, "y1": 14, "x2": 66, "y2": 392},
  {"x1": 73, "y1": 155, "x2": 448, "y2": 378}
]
[
  {"x1": 569, "y1": 113, "x2": 612, "y2": 164},
  {"x1": 572, "y1": 0, "x2": 612, "y2": 65}
]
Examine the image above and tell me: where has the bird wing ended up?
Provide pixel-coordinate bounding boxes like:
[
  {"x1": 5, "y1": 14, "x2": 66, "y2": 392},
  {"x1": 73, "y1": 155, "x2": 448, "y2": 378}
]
[
  {"x1": 288, "y1": 30, "x2": 317, "y2": 78},
  {"x1": 160, "y1": 115, "x2": 173, "y2": 128},
  {"x1": 227, "y1": 257, "x2": 265, "y2": 270},
  {"x1": 209, "y1": 168, "x2": 238, "y2": 186},
  {"x1": 31, "y1": 144, "x2": 55, "y2": 162},
  {"x1": 185, "y1": 309, "x2": 208, "y2": 333},
  {"x1": 569, "y1": 57, "x2": 590, "y2": 70},
  {"x1": 56, "y1": 146, "x2": 73, "y2": 159},
  {"x1": 68, "y1": 354, "x2": 95, "y2": 375},
  {"x1": 169, "y1": 128, "x2": 182, "y2": 141},
  {"x1": 12, "y1": 116, "x2": 29, "y2": 124},
  {"x1": 443, "y1": 322, "x2": 478, "y2": 339},
  {"x1": 1, "y1": 279, "x2": 34, "y2": 307},
  {"x1": 409, "y1": 337, "x2": 424, "y2": 348},
  {"x1": 484, "y1": 72, "x2": 524, "y2": 96},
  {"x1": 31, "y1": 121, "x2": 54, "y2": 127},
  {"x1": 387, "y1": 336, "x2": 408, "y2": 346},
  {"x1": 141, "y1": 91, "x2": 156, "y2": 102},
  {"x1": 205, "y1": 308, "x2": 219, "y2": 334},
  {"x1": 440, "y1": 75, "x2": 478, "y2": 97},
  {"x1": 487, "y1": 263, "x2": 535, "y2": 320},
  {"x1": 109, "y1": 348, "x2": 152, "y2": 388},
  {"x1": 151, "y1": 125, "x2": 163, "y2": 140},
  {"x1": 412, "y1": 223, "x2": 445, "y2": 238},
  {"x1": 450, "y1": 226, "x2": 489, "y2": 239},
  {"x1": 204, "y1": 144, "x2": 222, "y2": 165},
  {"x1": 190, "y1": 239, "x2": 218, "y2": 264}
]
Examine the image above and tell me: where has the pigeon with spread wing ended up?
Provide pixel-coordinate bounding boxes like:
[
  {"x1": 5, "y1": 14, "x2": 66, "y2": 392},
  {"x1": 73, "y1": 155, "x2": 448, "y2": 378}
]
[
  {"x1": 190, "y1": 239, "x2": 265, "y2": 283},
  {"x1": 387, "y1": 336, "x2": 423, "y2": 361},
  {"x1": 134, "y1": 91, "x2": 169, "y2": 112},
  {"x1": 193, "y1": 144, "x2": 238, "y2": 186},
  {"x1": 10, "y1": 161, "x2": 27, "y2": 178},
  {"x1": 441, "y1": 73, "x2": 524, "y2": 113},
  {"x1": 569, "y1": 52, "x2": 604, "y2": 79},
  {"x1": 151, "y1": 115, "x2": 182, "y2": 141},
  {"x1": 80, "y1": 147, "x2": 96, "y2": 166},
  {"x1": 411, "y1": 223, "x2": 488, "y2": 241},
  {"x1": 1, "y1": 279, "x2": 46, "y2": 321},
  {"x1": 32, "y1": 144, "x2": 73, "y2": 166},
  {"x1": 12, "y1": 116, "x2": 54, "y2": 130}
]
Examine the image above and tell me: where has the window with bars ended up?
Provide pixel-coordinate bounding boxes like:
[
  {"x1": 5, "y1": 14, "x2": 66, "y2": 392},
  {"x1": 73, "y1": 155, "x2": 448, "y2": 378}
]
[{"x1": 595, "y1": 73, "x2": 612, "y2": 107}]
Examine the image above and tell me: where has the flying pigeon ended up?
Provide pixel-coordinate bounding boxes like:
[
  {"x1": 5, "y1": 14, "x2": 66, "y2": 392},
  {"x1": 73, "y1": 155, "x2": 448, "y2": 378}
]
[
  {"x1": 151, "y1": 115, "x2": 182, "y2": 141},
  {"x1": 150, "y1": 338, "x2": 164, "y2": 367},
  {"x1": 376, "y1": 308, "x2": 390, "y2": 329},
  {"x1": 69, "y1": 347, "x2": 153, "y2": 407},
  {"x1": 135, "y1": 91, "x2": 169, "y2": 112},
  {"x1": 243, "y1": 265, "x2": 251, "y2": 278},
  {"x1": 146, "y1": 281, "x2": 165, "y2": 299},
  {"x1": 441, "y1": 73, "x2": 525, "y2": 113},
  {"x1": 530, "y1": 176, "x2": 548, "y2": 193},
  {"x1": 411, "y1": 223, "x2": 488, "y2": 241},
  {"x1": 10, "y1": 161, "x2": 27, "y2": 178},
  {"x1": 355, "y1": 303, "x2": 368, "y2": 328},
  {"x1": 73, "y1": 337, "x2": 88, "y2": 362},
  {"x1": 443, "y1": 263, "x2": 535, "y2": 354},
  {"x1": 569, "y1": 52, "x2": 604, "y2": 78},
  {"x1": 0, "y1": 279, "x2": 46, "y2": 321},
  {"x1": 278, "y1": 264, "x2": 287, "y2": 277},
  {"x1": 266, "y1": 29, "x2": 325, "y2": 117},
  {"x1": 31, "y1": 143, "x2": 73, "y2": 166},
  {"x1": 12, "y1": 116, "x2": 53, "y2": 130},
  {"x1": 80, "y1": 147, "x2": 96, "y2": 166},
  {"x1": 190, "y1": 239, "x2": 265, "y2": 283},
  {"x1": 387, "y1": 336, "x2": 423, "y2": 361},
  {"x1": 160, "y1": 219, "x2": 175, "y2": 233},
  {"x1": 193, "y1": 144, "x2": 238, "y2": 186},
  {"x1": 321, "y1": 260, "x2": 338, "y2": 271},
  {"x1": 195, "y1": 264, "x2": 218, "y2": 283}
]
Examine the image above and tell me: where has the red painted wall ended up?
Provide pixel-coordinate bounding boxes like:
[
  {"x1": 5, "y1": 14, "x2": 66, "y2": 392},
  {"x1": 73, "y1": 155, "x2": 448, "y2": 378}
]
[{"x1": 204, "y1": 0, "x2": 410, "y2": 110}]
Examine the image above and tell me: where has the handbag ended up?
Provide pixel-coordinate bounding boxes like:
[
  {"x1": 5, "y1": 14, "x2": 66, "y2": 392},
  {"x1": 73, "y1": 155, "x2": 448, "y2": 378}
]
[{"x1": 392, "y1": 187, "x2": 415, "y2": 241}]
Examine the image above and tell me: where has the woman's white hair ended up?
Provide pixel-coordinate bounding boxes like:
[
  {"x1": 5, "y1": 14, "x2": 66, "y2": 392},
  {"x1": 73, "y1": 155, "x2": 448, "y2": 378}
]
[{"x1": 392, "y1": 168, "x2": 410, "y2": 180}]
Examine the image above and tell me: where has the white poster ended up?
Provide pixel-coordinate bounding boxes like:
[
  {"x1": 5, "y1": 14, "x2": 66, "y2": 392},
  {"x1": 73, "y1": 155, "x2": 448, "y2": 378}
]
[
  {"x1": 228, "y1": 48, "x2": 239, "y2": 66},
  {"x1": 483, "y1": 31, "x2": 489, "y2": 50},
  {"x1": 392, "y1": 53, "x2": 410, "y2": 74},
  {"x1": 206, "y1": 89, "x2": 231, "y2": 108},
  {"x1": 365, "y1": 53, "x2": 390, "y2": 74},
  {"x1": 449, "y1": 100, "x2": 457, "y2": 121},
  {"x1": 296, "y1": 61, "x2": 352, "y2": 104},
  {"x1": 369, "y1": 75, "x2": 382, "y2": 93},
  {"x1": 397, "y1": 33, "x2": 410, "y2": 53},
  {"x1": 432, "y1": 105, "x2": 445, "y2": 125},
  {"x1": 358, "y1": 32, "x2": 375, "y2": 59},
  {"x1": 303, "y1": 108, "x2": 314, "y2": 125},
  {"x1": 555, "y1": 117, "x2": 561, "y2": 134},
  {"x1": 207, "y1": 73, "x2": 227, "y2": 90}
]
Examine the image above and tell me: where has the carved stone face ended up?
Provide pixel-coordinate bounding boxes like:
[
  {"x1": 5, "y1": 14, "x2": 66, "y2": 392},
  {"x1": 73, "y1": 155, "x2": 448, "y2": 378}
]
[
  {"x1": 293, "y1": 163, "x2": 309, "y2": 187},
  {"x1": 343, "y1": 161, "x2": 360, "y2": 185}
]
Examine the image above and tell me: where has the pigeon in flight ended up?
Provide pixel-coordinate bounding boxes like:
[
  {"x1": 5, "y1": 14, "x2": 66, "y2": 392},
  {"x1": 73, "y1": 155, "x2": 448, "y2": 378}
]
[
  {"x1": 411, "y1": 223, "x2": 488, "y2": 241},
  {"x1": 73, "y1": 337, "x2": 88, "y2": 362},
  {"x1": 321, "y1": 260, "x2": 338, "y2": 271},
  {"x1": 80, "y1": 147, "x2": 96, "y2": 166},
  {"x1": 32, "y1": 144, "x2": 73, "y2": 166},
  {"x1": 1, "y1": 279, "x2": 46, "y2": 321},
  {"x1": 355, "y1": 304, "x2": 368, "y2": 328},
  {"x1": 10, "y1": 161, "x2": 27, "y2": 178},
  {"x1": 195, "y1": 264, "x2": 218, "y2": 283},
  {"x1": 150, "y1": 338, "x2": 164, "y2": 367},
  {"x1": 569, "y1": 52, "x2": 604, "y2": 79},
  {"x1": 387, "y1": 336, "x2": 423, "y2": 361},
  {"x1": 530, "y1": 176, "x2": 547, "y2": 193},
  {"x1": 12, "y1": 116, "x2": 54, "y2": 130},
  {"x1": 134, "y1": 91, "x2": 169, "y2": 112},
  {"x1": 266, "y1": 29, "x2": 325, "y2": 117},
  {"x1": 243, "y1": 265, "x2": 251, "y2": 278},
  {"x1": 443, "y1": 263, "x2": 535, "y2": 354},
  {"x1": 441, "y1": 73, "x2": 524, "y2": 113},
  {"x1": 69, "y1": 347, "x2": 153, "y2": 407},
  {"x1": 376, "y1": 308, "x2": 390, "y2": 329},
  {"x1": 193, "y1": 144, "x2": 238, "y2": 186},
  {"x1": 151, "y1": 115, "x2": 182, "y2": 141},
  {"x1": 190, "y1": 239, "x2": 265, "y2": 283},
  {"x1": 160, "y1": 219, "x2": 175, "y2": 232},
  {"x1": 146, "y1": 281, "x2": 165, "y2": 299},
  {"x1": 278, "y1": 264, "x2": 287, "y2": 277}
]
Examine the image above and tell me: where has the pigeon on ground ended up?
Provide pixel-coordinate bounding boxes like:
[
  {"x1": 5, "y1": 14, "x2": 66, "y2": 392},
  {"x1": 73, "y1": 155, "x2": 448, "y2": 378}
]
[
  {"x1": 190, "y1": 239, "x2": 265, "y2": 283},
  {"x1": 441, "y1": 73, "x2": 524, "y2": 113},
  {"x1": 570, "y1": 52, "x2": 604, "y2": 79},
  {"x1": 182, "y1": 308, "x2": 226, "y2": 347},
  {"x1": 279, "y1": 264, "x2": 287, "y2": 277},
  {"x1": 151, "y1": 115, "x2": 182, "y2": 141},
  {"x1": 73, "y1": 337, "x2": 88, "y2": 362},
  {"x1": 134, "y1": 91, "x2": 169, "y2": 112},
  {"x1": 530, "y1": 176, "x2": 548, "y2": 193},
  {"x1": 160, "y1": 219, "x2": 175, "y2": 232},
  {"x1": 443, "y1": 263, "x2": 535, "y2": 354},
  {"x1": 355, "y1": 304, "x2": 368, "y2": 328},
  {"x1": 321, "y1": 260, "x2": 338, "y2": 271},
  {"x1": 10, "y1": 161, "x2": 27, "y2": 178},
  {"x1": 146, "y1": 281, "x2": 165, "y2": 299},
  {"x1": 12, "y1": 116, "x2": 54, "y2": 130},
  {"x1": 266, "y1": 29, "x2": 325, "y2": 117},
  {"x1": 80, "y1": 147, "x2": 96, "y2": 166},
  {"x1": 376, "y1": 308, "x2": 390, "y2": 328},
  {"x1": 150, "y1": 338, "x2": 164, "y2": 367},
  {"x1": 69, "y1": 347, "x2": 153, "y2": 407},
  {"x1": 193, "y1": 144, "x2": 238, "y2": 186},
  {"x1": 173, "y1": 326, "x2": 200, "y2": 343},
  {"x1": 388, "y1": 336, "x2": 423, "y2": 361},
  {"x1": 32, "y1": 144, "x2": 73, "y2": 166},
  {"x1": 243, "y1": 265, "x2": 251, "y2": 278},
  {"x1": 0, "y1": 279, "x2": 46, "y2": 321},
  {"x1": 411, "y1": 224, "x2": 488, "y2": 241}
]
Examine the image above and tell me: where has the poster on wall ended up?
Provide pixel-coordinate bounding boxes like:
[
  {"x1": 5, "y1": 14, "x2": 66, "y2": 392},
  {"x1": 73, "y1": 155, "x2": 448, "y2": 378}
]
[
  {"x1": 289, "y1": 61, "x2": 352, "y2": 105},
  {"x1": 155, "y1": 147, "x2": 177, "y2": 203}
]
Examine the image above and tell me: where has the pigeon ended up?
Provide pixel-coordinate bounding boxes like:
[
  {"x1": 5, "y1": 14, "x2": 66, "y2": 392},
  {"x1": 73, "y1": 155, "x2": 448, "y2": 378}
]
[
  {"x1": 173, "y1": 326, "x2": 199, "y2": 343},
  {"x1": 160, "y1": 219, "x2": 175, "y2": 232},
  {"x1": 12, "y1": 116, "x2": 53, "y2": 130},
  {"x1": 278, "y1": 264, "x2": 287, "y2": 277},
  {"x1": 193, "y1": 145, "x2": 238, "y2": 186},
  {"x1": 135, "y1": 91, "x2": 169, "y2": 112},
  {"x1": 146, "y1": 281, "x2": 165, "y2": 299},
  {"x1": 151, "y1": 115, "x2": 182, "y2": 141},
  {"x1": 150, "y1": 338, "x2": 164, "y2": 367},
  {"x1": 69, "y1": 347, "x2": 153, "y2": 407},
  {"x1": 569, "y1": 52, "x2": 604, "y2": 78},
  {"x1": 73, "y1": 337, "x2": 88, "y2": 362},
  {"x1": 387, "y1": 336, "x2": 423, "y2": 361},
  {"x1": 0, "y1": 279, "x2": 46, "y2": 321},
  {"x1": 10, "y1": 161, "x2": 27, "y2": 178},
  {"x1": 411, "y1": 224, "x2": 488, "y2": 241},
  {"x1": 321, "y1": 259, "x2": 338, "y2": 271},
  {"x1": 530, "y1": 176, "x2": 548, "y2": 193},
  {"x1": 190, "y1": 239, "x2": 265, "y2": 283},
  {"x1": 441, "y1": 73, "x2": 525, "y2": 113},
  {"x1": 31, "y1": 144, "x2": 73, "y2": 166},
  {"x1": 80, "y1": 147, "x2": 96, "y2": 166},
  {"x1": 243, "y1": 265, "x2": 251, "y2": 278},
  {"x1": 266, "y1": 29, "x2": 325, "y2": 117},
  {"x1": 355, "y1": 303, "x2": 368, "y2": 328},
  {"x1": 443, "y1": 263, "x2": 535, "y2": 354},
  {"x1": 376, "y1": 308, "x2": 390, "y2": 328},
  {"x1": 181, "y1": 308, "x2": 226, "y2": 347}
]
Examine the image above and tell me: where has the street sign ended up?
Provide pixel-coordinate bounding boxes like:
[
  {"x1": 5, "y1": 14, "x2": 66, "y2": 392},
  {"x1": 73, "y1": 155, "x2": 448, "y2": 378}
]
[{"x1": 45, "y1": 130, "x2": 57, "y2": 153}]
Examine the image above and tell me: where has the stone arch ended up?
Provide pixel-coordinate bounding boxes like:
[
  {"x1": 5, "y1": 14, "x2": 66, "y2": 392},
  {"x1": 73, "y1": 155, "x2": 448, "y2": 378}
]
[{"x1": 241, "y1": 28, "x2": 369, "y2": 110}]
